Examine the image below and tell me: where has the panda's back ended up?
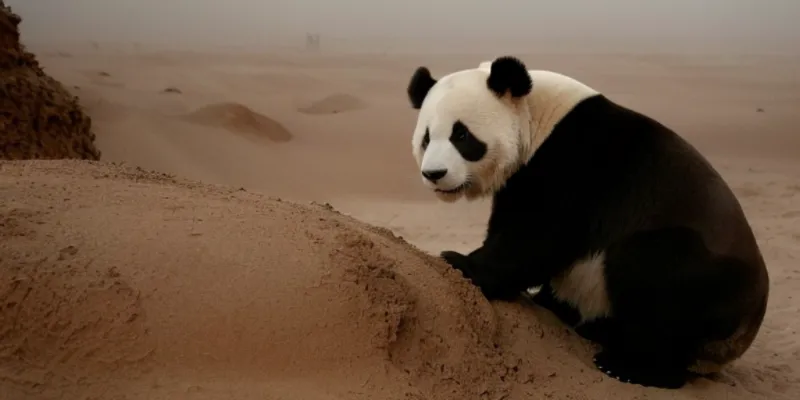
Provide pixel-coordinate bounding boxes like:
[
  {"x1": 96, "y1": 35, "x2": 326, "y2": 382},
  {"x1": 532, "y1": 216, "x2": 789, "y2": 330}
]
[{"x1": 515, "y1": 93, "x2": 762, "y2": 265}]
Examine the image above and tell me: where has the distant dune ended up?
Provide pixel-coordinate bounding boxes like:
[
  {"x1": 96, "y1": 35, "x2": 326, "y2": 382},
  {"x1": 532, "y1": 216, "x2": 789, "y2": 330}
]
[{"x1": 183, "y1": 102, "x2": 293, "y2": 142}]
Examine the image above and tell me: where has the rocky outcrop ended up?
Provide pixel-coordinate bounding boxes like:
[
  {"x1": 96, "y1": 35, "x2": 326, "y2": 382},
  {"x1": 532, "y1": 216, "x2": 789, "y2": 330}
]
[{"x1": 0, "y1": 1, "x2": 100, "y2": 160}]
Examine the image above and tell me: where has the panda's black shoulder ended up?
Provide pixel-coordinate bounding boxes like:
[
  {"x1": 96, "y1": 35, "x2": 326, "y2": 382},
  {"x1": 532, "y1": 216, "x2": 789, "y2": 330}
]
[
  {"x1": 558, "y1": 94, "x2": 671, "y2": 143},
  {"x1": 537, "y1": 93, "x2": 685, "y2": 172},
  {"x1": 488, "y1": 93, "x2": 697, "y2": 235}
]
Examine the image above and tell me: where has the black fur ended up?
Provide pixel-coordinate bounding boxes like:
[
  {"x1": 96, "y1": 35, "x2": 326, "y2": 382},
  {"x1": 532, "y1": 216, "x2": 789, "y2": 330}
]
[
  {"x1": 450, "y1": 121, "x2": 487, "y2": 162},
  {"x1": 487, "y1": 56, "x2": 533, "y2": 98},
  {"x1": 407, "y1": 66, "x2": 437, "y2": 109},
  {"x1": 440, "y1": 93, "x2": 769, "y2": 389}
]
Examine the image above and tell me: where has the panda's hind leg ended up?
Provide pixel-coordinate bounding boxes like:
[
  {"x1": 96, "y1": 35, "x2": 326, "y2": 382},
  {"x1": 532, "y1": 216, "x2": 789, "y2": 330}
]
[
  {"x1": 529, "y1": 283, "x2": 583, "y2": 327},
  {"x1": 591, "y1": 321, "x2": 695, "y2": 389},
  {"x1": 529, "y1": 285, "x2": 619, "y2": 345},
  {"x1": 593, "y1": 226, "x2": 745, "y2": 389}
]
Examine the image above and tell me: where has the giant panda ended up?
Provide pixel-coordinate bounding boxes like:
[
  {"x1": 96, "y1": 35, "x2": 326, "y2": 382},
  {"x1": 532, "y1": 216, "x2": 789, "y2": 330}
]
[{"x1": 405, "y1": 55, "x2": 770, "y2": 389}]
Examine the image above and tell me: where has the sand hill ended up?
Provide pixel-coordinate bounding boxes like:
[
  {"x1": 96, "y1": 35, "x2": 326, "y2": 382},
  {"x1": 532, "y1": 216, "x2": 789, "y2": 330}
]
[
  {"x1": 1, "y1": 161, "x2": 510, "y2": 400},
  {"x1": 0, "y1": 1, "x2": 99, "y2": 160}
]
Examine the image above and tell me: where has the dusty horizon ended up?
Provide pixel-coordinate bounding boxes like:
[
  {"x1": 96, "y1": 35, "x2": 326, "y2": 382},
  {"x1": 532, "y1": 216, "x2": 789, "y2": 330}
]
[{"x1": 6, "y1": 0, "x2": 800, "y2": 54}]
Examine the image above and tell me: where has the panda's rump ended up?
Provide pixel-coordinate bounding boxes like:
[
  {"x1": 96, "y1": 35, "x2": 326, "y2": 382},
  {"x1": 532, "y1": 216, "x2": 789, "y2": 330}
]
[
  {"x1": 548, "y1": 226, "x2": 728, "y2": 327},
  {"x1": 600, "y1": 227, "x2": 756, "y2": 341},
  {"x1": 546, "y1": 225, "x2": 762, "y2": 373}
]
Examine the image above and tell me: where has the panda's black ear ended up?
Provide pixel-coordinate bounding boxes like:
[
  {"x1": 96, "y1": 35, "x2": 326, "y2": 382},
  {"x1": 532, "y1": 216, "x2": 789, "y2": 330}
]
[
  {"x1": 487, "y1": 56, "x2": 532, "y2": 98},
  {"x1": 407, "y1": 66, "x2": 437, "y2": 109}
]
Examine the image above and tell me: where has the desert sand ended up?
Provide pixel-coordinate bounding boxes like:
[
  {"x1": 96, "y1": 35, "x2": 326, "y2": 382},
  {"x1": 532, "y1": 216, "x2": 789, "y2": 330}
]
[{"x1": 2, "y1": 3, "x2": 800, "y2": 400}]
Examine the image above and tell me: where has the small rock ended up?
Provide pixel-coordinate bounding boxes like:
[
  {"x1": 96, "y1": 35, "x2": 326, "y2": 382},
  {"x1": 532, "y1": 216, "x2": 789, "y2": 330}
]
[{"x1": 162, "y1": 86, "x2": 182, "y2": 94}]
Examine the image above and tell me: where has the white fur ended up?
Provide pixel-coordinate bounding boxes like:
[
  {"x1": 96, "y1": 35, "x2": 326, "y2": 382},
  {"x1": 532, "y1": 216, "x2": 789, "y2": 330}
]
[
  {"x1": 411, "y1": 60, "x2": 599, "y2": 202},
  {"x1": 550, "y1": 252, "x2": 612, "y2": 322}
]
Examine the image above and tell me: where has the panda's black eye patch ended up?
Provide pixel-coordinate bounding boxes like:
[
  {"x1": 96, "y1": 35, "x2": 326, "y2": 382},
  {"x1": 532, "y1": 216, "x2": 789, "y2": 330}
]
[
  {"x1": 421, "y1": 128, "x2": 430, "y2": 150},
  {"x1": 450, "y1": 120, "x2": 487, "y2": 162},
  {"x1": 453, "y1": 123, "x2": 469, "y2": 141}
]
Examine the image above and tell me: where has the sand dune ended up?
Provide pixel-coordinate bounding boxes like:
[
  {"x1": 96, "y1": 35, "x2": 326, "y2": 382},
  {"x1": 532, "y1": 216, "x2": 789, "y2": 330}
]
[{"x1": 183, "y1": 102, "x2": 293, "y2": 142}]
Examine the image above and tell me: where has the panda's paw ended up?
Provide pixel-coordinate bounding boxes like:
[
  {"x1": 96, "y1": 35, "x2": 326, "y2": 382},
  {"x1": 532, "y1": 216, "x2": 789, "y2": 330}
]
[
  {"x1": 593, "y1": 350, "x2": 688, "y2": 389},
  {"x1": 440, "y1": 250, "x2": 473, "y2": 276}
]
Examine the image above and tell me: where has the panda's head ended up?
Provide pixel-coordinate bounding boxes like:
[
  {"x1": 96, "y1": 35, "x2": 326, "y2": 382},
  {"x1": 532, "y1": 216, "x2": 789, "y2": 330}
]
[{"x1": 406, "y1": 56, "x2": 535, "y2": 202}]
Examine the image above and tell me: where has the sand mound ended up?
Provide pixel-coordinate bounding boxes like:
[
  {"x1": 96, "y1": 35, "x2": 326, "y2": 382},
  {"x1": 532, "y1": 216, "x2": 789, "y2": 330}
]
[
  {"x1": 0, "y1": 1, "x2": 100, "y2": 160},
  {"x1": 298, "y1": 93, "x2": 367, "y2": 115},
  {"x1": 183, "y1": 102, "x2": 293, "y2": 142},
  {"x1": 1, "y1": 160, "x2": 791, "y2": 400}
]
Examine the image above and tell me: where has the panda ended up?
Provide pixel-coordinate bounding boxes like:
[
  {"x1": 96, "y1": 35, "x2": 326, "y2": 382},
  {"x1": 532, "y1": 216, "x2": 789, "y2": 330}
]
[{"x1": 405, "y1": 55, "x2": 770, "y2": 389}]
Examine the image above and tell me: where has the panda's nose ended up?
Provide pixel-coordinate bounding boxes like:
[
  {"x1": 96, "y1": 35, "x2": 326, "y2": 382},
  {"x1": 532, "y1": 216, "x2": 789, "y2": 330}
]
[{"x1": 422, "y1": 169, "x2": 448, "y2": 183}]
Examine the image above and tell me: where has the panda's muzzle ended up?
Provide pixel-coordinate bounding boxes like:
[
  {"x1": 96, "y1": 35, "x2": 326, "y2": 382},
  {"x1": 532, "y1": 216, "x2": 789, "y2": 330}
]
[
  {"x1": 422, "y1": 168, "x2": 467, "y2": 193},
  {"x1": 422, "y1": 168, "x2": 448, "y2": 183}
]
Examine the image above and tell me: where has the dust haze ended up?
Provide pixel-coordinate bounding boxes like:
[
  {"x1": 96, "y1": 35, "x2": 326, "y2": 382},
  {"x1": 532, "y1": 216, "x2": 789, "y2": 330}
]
[{"x1": 6, "y1": 0, "x2": 800, "y2": 53}]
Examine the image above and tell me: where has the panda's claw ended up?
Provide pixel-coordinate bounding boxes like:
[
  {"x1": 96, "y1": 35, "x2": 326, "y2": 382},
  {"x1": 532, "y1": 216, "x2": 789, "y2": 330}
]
[{"x1": 440, "y1": 250, "x2": 473, "y2": 276}]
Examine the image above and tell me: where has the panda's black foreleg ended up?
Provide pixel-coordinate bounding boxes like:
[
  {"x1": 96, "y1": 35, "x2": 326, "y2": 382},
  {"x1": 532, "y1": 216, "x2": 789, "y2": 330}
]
[
  {"x1": 441, "y1": 248, "x2": 528, "y2": 301},
  {"x1": 441, "y1": 232, "x2": 563, "y2": 301},
  {"x1": 442, "y1": 240, "x2": 545, "y2": 301}
]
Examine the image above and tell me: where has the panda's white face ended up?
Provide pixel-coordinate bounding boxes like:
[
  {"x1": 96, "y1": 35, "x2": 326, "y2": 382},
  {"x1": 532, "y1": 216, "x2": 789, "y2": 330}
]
[
  {"x1": 407, "y1": 56, "x2": 601, "y2": 203},
  {"x1": 410, "y1": 68, "x2": 531, "y2": 202}
]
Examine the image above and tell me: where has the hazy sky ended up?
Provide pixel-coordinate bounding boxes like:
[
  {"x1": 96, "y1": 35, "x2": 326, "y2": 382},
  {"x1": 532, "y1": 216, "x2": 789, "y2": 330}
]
[{"x1": 6, "y1": 0, "x2": 800, "y2": 49}]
